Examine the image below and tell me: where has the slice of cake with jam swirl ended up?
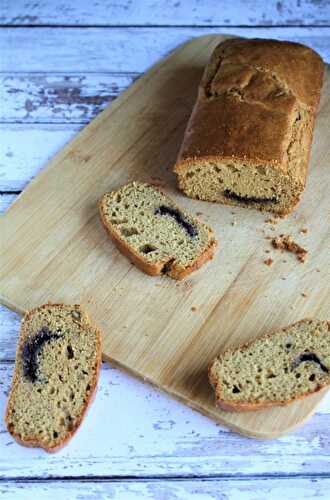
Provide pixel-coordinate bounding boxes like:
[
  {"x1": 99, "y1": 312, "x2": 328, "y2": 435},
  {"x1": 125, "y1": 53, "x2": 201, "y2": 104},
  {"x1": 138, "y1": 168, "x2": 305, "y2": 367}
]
[
  {"x1": 5, "y1": 303, "x2": 102, "y2": 452},
  {"x1": 209, "y1": 319, "x2": 330, "y2": 411},
  {"x1": 99, "y1": 182, "x2": 217, "y2": 280}
]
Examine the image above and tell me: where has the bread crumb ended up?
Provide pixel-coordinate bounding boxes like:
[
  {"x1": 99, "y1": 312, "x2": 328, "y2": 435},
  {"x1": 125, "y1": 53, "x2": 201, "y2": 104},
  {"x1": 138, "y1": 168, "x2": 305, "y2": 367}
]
[
  {"x1": 301, "y1": 292, "x2": 308, "y2": 298},
  {"x1": 191, "y1": 306, "x2": 197, "y2": 312},
  {"x1": 265, "y1": 217, "x2": 279, "y2": 225},
  {"x1": 272, "y1": 234, "x2": 308, "y2": 263},
  {"x1": 264, "y1": 258, "x2": 273, "y2": 266},
  {"x1": 316, "y1": 268, "x2": 321, "y2": 273},
  {"x1": 300, "y1": 227, "x2": 308, "y2": 234},
  {"x1": 265, "y1": 236, "x2": 272, "y2": 240}
]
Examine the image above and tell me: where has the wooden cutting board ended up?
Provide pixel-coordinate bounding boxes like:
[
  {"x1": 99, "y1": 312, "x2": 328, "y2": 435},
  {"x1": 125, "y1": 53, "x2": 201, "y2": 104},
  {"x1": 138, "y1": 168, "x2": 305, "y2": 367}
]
[{"x1": 1, "y1": 35, "x2": 329, "y2": 439}]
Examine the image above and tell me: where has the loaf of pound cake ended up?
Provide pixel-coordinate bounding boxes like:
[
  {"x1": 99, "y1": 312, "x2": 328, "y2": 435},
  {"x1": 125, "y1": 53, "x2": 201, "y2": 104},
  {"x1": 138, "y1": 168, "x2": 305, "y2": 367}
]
[
  {"x1": 99, "y1": 182, "x2": 217, "y2": 280},
  {"x1": 209, "y1": 319, "x2": 330, "y2": 411},
  {"x1": 5, "y1": 303, "x2": 102, "y2": 452},
  {"x1": 174, "y1": 38, "x2": 324, "y2": 216}
]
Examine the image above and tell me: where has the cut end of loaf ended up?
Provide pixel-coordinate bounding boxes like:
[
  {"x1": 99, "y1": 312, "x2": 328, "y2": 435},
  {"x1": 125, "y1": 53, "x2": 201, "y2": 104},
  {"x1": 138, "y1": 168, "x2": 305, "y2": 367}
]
[
  {"x1": 209, "y1": 319, "x2": 330, "y2": 411},
  {"x1": 5, "y1": 303, "x2": 102, "y2": 452},
  {"x1": 99, "y1": 182, "x2": 217, "y2": 280}
]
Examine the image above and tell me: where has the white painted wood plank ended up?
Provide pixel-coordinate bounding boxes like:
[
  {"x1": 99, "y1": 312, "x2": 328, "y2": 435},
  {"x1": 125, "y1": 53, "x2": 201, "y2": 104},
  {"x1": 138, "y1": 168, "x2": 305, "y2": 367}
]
[
  {"x1": 1, "y1": 478, "x2": 330, "y2": 500},
  {"x1": 0, "y1": 194, "x2": 15, "y2": 213},
  {"x1": 0, "y1": 73, "x2": 137, "y2": 123},
  {"x1": 0, "y1": 125, "x2": 81, "y2": 190},
  {"x1": 1, "y1": 28, "x2": 330, "y2": 74},
  {"x1": 0, "y1": 352, "x2": 330, "y2": 477},
  {"x1": 0, "y1": 304, "x2": 20, "y2": 360},
  {"x1": 1, "y1": 0, "x2": 329, "y2": 27}
]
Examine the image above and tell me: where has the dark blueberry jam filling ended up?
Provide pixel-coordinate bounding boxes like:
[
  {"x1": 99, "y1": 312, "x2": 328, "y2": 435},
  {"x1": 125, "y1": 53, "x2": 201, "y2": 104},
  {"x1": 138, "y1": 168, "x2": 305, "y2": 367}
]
[
  {"x1": 155, "y1": 205, "x2": 198, "y2": 237},
  {"x1": 292, "y1": 352, "x2": 329, "y2": 373},
  {"x1": 22, "y1": 326, "x2": 62, "y2": 382},
  {"x1": 224, "y1": 189, "x2": 278, "y2": 205}
]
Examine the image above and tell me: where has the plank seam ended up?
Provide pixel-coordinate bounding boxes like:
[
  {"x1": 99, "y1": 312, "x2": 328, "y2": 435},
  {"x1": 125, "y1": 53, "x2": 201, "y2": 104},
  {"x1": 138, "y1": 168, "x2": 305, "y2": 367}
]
[
  {"x1": 0, "y1": 24, "x2": 330, "y2": 28},
  {"x1": 0, "y1": 191, "x2": 21, "y2": 195},
  {"x1": 1, "y1": 473, "x2": 330, "y2": 482}
]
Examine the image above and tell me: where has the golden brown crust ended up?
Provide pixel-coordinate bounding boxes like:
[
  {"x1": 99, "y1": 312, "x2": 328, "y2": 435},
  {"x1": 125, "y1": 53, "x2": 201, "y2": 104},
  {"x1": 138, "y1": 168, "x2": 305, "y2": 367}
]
[
  {"x1": 208, "y1": 318, "x2": 330, "y2": 412},
  {"x1": 174, "y1": 38, "x2": 324, "y2": 215},
  {"x1": 4, "y1": 303, "x2": 102, "y2": 452},
  {"x1": 201, "y1": 38, "x2": 324, "y2": 110},
  {"x1": 99, "y1": 183, "x2": 217, "y2": 280}
]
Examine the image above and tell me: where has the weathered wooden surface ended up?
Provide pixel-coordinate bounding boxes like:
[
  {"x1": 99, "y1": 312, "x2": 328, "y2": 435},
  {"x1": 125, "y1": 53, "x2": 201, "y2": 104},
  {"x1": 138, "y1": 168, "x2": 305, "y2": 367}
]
[
  {"x1": 1, "y1": 478, "x2": 330, "y2": 500},
  {"x1": 1, "y1": 355, "x2": 330, "y2": 478},
  {"x1": 0, "y1": 0, "x2": 329, "y2": 26},
  {"x1": 0, "y1": 125, "x2": 81, "y2": 191},
  {"x1": 1, "y1": 27, "x2": 330, "y2": 73},
  {"x1": 1, "y1": 1, "x2": 330, "y2": 495},
  {"x1": 0, "y1": 74, "x2": 138, "y2": 123}
]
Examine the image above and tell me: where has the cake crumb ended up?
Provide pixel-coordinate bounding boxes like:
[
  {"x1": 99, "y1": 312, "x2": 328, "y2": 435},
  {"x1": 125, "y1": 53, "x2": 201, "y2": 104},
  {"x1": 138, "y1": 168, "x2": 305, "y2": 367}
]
[
  {"x1": 316, "y1": 268, "x2": 321, "y2": 273},
  {"x1": 196, "y1": 212, "x2": 203, "y2": 216},
  {"x1": 264, "y1": 258, "x2": 273, "y2": 266},
  {"x1": 301, "y1": 292, "x2": 308, "y2": 298},
  {"x1": 265, "y1": 217, "x2": 279, "y2": 225},
  {"x1": 300, "y1": 227, "x2": 308, "y2": 235},
  {"x1": 272, "y1": 234, "x2": 308, "y2": 263},
  {"x1": 191, "y1": 306, "x2": 197, "y2": 312}
]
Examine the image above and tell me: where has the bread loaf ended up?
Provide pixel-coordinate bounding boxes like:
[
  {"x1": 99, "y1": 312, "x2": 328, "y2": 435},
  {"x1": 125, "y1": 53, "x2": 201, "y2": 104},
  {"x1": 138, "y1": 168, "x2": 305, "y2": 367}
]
[
  {"x1": 99, "y1": 182, "x2": 217, "y2": 280},
  {"x1": 209, "y1": 319, "x2": 330, "y2": 411},
  {"x1": 174, "y1": 38, "x2": 324, "y2": 216},
  {"x1": 5, "y1": 303, "x2": 102, "y2": 452}
]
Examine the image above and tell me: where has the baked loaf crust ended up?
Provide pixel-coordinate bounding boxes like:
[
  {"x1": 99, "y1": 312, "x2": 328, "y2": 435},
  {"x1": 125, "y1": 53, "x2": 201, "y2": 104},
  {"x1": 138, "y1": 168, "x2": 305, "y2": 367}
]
[
  {"x1": 99, "y1": 182, "x2": 217, "y2": 280},
  {"x1": 209, "y1": 319, "x2": 330, "y2": 411},
  {"x1": 5, "y1": 303, "x2": 102, "y2": 452},
  {"x1": 174, "y1": 38, "x2": 324, "y2": 216}
]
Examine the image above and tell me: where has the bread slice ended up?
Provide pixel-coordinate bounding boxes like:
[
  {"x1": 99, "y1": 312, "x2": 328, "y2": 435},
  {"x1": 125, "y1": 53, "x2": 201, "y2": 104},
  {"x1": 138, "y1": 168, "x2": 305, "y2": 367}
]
[
  {"x1": 209, "y1": 319, "x2": 330, "y2": 411},
  {"x1": 174, "y1": 38, "x2": 324, "y2": 216},
  {"x1": 5, "y1": 303, "x2": 102, "y2": 452},
  {"x1": 99, "y1": 182, "x2": 217, "y2": 280}
]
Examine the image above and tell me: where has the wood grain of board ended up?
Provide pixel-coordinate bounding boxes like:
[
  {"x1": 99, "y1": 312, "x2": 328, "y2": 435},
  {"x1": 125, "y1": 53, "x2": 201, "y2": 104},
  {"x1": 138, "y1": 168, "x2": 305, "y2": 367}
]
[{"x1": 1, "y1": 35, "x2": 329, "y2": 438}]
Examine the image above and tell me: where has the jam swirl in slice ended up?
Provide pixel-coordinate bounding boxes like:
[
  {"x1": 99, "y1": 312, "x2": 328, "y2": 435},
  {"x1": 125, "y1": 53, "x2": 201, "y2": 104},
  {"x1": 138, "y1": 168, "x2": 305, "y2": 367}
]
[
  {"x1": 224, "y1": 189, "x2": 278, "y2": 205},
  {"x1": 292, "y1": 352, "x2": 329, "y2": 373},
  {"x1": 155, "y1": 205, "x2": 198, "y2": 237},
  {"x1": 22, "y1": 326, "x2": 62, "y2": 382}
]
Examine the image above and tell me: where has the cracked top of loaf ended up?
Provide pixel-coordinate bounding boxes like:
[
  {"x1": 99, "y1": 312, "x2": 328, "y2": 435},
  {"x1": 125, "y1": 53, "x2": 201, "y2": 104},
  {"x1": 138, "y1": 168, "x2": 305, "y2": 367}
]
[{"x1": 175, "y1": 38, "x2": 324, "y2": 171}]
